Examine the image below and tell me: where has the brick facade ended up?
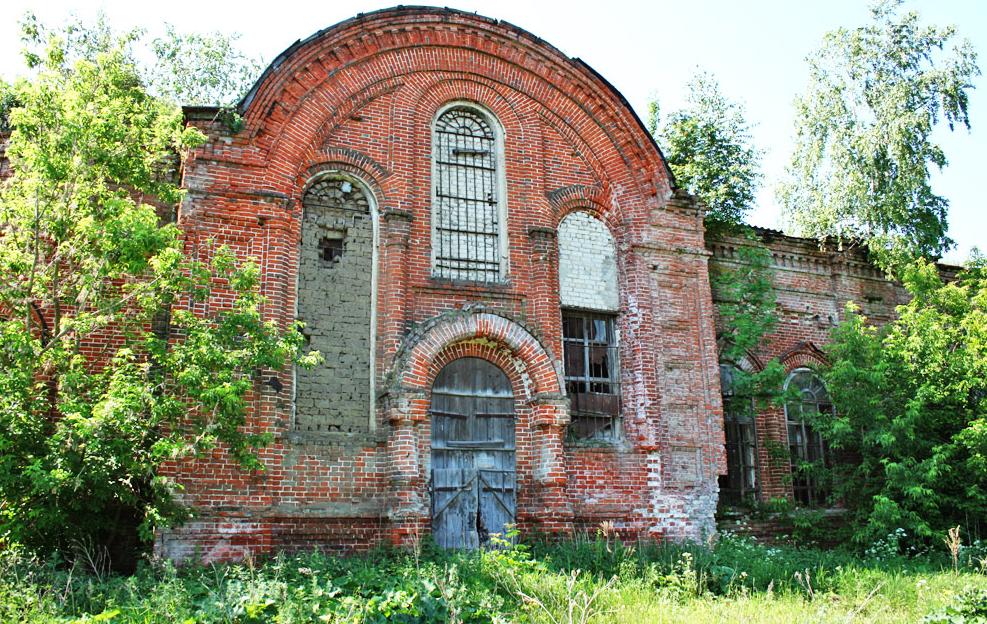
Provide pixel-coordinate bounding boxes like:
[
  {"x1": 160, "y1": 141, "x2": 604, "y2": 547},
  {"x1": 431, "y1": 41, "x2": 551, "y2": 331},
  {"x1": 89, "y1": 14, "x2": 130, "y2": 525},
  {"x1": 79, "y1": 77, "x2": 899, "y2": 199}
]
[
  {"x1": 154, "y1": 7, "x2": 728, "y2": 561},
  {"x1": 707, "y1": 229, "x2": 920, "y2": 504},
  {"x1": 120, "y1": 7, "x2": 928, "y2": 560}
]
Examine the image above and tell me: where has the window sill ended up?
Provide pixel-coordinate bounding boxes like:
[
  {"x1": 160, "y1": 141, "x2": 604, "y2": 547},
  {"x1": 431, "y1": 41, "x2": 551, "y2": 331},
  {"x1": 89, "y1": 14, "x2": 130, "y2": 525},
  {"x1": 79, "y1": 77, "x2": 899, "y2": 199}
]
[
  {"x1": 428, "y1": 275, "x2": 512, "y2": 290},
  {"x1": 564, "y1": 437, "x2": 624, "y2": 451},
  {"x1": 282, "y1": 430, "x2": 383, "y2": 447}
]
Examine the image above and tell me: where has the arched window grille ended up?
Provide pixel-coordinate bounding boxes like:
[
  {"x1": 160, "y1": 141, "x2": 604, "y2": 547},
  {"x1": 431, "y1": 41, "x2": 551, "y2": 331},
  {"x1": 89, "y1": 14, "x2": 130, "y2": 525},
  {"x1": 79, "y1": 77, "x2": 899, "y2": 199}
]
[
  {"x1": 784, "y1": 368, "x2": 833, "y2": 506},
  {"x1": 432, "y1": 106, "x2": 504, "y2": 282},
  {"x1": 719, "y1": 363, "x2": 759, "y2": 504}
]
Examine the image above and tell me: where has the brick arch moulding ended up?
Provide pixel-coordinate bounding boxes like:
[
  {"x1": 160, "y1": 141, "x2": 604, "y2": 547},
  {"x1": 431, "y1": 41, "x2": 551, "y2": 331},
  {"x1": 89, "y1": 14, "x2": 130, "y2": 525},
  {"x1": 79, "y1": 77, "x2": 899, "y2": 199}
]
[{"x1": 231, "y1": 7, "x2": 676, "y2": 211}]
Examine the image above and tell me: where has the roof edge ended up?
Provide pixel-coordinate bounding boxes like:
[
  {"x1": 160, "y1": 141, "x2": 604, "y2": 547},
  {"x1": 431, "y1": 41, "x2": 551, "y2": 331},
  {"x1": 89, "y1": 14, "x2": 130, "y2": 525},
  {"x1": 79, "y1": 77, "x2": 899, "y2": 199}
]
[{"x1": 233, "y1": 5, "x2": 675, "y2": 188}]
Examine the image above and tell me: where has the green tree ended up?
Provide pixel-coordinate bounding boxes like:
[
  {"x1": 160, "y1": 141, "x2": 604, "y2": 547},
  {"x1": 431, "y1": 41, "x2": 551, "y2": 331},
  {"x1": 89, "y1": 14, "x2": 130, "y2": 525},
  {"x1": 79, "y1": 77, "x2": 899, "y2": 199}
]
[
  {"x1": 779, "y1": 0, "x2": 979, "y2": 273},
  {"x1": 147, "y1": 24, "x2": 263, "y2": 107},
  {"x1": 816, "y1": 257, "x2": 987, "y2": 546},
  {"x1": 0, "y1": 18, "x2": 314, "y2": 557},
  {"x1": 710, "y1": 236, "x2": 786, "y2": 459},
  {"x1": 650, "y1": 75, "x2": 779, "y2": 476},
  {"x1": 650, "y1": 72, "x2": 762, "y2": 231}
]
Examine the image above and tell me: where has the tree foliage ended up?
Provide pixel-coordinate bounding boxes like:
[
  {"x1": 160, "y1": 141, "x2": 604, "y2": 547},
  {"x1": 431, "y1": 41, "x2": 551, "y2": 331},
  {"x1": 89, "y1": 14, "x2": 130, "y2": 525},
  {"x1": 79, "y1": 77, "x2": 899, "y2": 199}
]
[
  {"x1": 650, "y1": 72, "x2": 762, "y2": 231},
  {"x1": 0, "y1": 18, "x2": 313, "y2": 557},
  {"x1": 815, "y1": 258, "x2": 987, "y2": 546},
  {"x1": 147, "y1": 24, "x2": 263, "y2": 108},
  {"x1": 710, "y1": 234, "x2": 786, "y2": 446},
  {"x1": 779, "y1": 0, "x2": 979, "y2": 273}
]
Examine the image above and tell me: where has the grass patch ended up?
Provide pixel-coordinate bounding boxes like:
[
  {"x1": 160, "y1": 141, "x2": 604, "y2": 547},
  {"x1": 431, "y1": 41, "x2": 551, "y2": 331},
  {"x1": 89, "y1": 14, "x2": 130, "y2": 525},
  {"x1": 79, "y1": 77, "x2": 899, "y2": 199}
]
[{"x1": 2, "y1": 533, "x2": 986, "y2": 623}]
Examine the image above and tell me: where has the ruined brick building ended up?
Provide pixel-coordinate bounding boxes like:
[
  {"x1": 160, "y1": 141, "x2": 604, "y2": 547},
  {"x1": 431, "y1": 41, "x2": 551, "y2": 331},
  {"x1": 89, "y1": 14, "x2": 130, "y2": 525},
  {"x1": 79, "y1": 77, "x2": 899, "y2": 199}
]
[{"x1": 142, "y1": 7, "x2": 918, "y2": 561}]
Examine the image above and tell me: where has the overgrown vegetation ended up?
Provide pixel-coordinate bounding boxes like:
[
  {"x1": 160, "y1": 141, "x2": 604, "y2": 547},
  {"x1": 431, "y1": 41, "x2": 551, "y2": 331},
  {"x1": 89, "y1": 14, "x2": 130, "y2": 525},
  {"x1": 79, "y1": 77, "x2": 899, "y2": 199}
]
[
  {"x1": 2, "y1": 534, "x2": 986, "y2": 623},
  {"x1": 648, "y1": 72, "x2": 762, "y2": 233},
  {"x1": 813, "y1": 256, "x2": 987, "y2": 548},
  {"x1": 0, "y1": 17, "x2": 312, "y2": 558},
  {"x1": 710, "y1": 236, "x2": 786, "y2": 421}
]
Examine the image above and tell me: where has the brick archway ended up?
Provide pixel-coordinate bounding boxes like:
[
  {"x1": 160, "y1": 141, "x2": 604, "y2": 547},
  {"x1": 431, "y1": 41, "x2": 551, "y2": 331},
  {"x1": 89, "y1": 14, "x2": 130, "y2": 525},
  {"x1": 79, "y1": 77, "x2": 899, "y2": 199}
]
[
  {"x1": 393, "y1": 310, "x2": 564, "y2": 399},
  {"x1": 779, "y1": 341, "x2": 829, "y2": 372},
  {"x1": 383, "y1": 309, "x2": 571, "y2": 545}
]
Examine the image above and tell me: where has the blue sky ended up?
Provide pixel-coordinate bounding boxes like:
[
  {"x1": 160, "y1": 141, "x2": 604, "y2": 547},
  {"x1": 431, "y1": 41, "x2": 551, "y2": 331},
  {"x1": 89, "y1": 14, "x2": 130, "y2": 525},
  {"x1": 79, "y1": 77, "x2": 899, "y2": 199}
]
[{"x1": 1, "y1": 0, "x2": 983, "y2": 264}]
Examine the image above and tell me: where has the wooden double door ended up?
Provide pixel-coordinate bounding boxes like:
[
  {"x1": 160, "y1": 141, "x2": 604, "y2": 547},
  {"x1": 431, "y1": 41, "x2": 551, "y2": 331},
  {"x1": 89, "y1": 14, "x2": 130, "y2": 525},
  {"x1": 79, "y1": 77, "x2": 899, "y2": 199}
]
[{"x1": 430, "y1": 357, "x2": 516, "y2": 549}]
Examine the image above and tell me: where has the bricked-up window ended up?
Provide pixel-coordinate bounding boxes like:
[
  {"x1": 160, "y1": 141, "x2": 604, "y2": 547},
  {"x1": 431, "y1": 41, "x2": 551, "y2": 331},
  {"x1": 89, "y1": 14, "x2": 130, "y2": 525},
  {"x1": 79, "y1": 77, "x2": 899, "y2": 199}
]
[
  {"x1": 563, "y1": 311, "x2": 621, "y2": 440},
  {"x1": 785, "y1": 369, "x2": 833, "y2": 506},
  {"x1": 295, "y1": 176, "x2": 375, "y2": 434},
  {"x1": 557, "y1": 211, "x2": 618, "y2": 311},
  {"x1": 432, "y1": 106, "x2": 503, "y2": 282},
  {"x1": 719, "y1": 364, "x2": 759, "y2": 504}
]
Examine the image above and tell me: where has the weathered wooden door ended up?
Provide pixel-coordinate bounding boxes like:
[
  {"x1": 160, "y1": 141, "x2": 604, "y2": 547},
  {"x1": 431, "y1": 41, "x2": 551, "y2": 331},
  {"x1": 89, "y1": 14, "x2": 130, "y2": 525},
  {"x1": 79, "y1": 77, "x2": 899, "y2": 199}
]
[{"x1": 430, "y1": 357, "x2": 516, "y2": 549}]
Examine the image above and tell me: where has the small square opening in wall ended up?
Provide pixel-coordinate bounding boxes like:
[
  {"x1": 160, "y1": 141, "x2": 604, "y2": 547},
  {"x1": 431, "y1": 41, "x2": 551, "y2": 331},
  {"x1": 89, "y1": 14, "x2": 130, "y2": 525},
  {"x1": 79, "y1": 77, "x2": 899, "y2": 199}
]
[{"x1": 319, "y1": 235, "x2": 345, "y2": 262}]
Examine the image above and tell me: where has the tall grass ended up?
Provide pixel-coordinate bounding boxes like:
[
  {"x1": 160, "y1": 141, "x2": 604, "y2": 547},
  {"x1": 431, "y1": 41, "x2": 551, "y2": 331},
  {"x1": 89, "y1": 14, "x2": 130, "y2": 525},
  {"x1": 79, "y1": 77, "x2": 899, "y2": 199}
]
[{"x1": 2, "y1": 533, "x2": 985, "y2": 623}]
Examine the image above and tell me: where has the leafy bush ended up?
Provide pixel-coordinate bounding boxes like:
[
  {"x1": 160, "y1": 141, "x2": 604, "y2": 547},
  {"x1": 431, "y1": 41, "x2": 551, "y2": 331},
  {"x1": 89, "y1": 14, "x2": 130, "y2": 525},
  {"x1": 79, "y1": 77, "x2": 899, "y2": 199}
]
[
  {"x1": 923, "y1": 588, "x2": 987, "y2": 624},
  {"x1": 0, "y1": 17, "x2": 313, "y2": 560},
  {"x1": 816, "y1": 258, "x2": 987, "y2": 548}
]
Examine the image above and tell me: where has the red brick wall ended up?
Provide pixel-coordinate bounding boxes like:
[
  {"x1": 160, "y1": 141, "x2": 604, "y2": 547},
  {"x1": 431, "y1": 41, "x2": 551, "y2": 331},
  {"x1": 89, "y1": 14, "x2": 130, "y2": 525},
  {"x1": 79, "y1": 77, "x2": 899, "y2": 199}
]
[
  {"x1": 707, "y1": 229, "x2": 911, "y2": 503},
  {"x1": 0, "y1": 132, "x2": 10, "y2": 181},
  {"x1": 158, "y1": 7, "x2": 724, "y2": 562}
]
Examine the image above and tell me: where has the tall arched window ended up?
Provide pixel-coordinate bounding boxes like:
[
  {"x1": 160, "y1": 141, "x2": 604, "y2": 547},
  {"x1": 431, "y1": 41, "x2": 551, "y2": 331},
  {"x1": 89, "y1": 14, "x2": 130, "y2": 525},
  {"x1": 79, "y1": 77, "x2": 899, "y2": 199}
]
[
  {"x1": 784, "y1": 369, "x2": 833, "y2": 506},
  {"x1": 558, "y1": 211, "x2": 621, "y2": 441},
  {"x1": 719, "y1": 363, "x2": 759, "y2": 504},
  {"x1": 294, "y1": 175, "x2": 378, "y2": 434},
  {"x1": 432, "y1": 105, "x2": 505, "y2": 282}
]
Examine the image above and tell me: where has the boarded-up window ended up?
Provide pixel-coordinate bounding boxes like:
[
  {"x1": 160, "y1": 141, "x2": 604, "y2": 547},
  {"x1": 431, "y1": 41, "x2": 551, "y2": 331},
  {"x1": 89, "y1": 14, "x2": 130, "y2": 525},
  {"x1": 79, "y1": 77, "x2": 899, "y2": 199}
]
[{"x1": 432, "y1": 107, "x2": 503, "y2": 282}]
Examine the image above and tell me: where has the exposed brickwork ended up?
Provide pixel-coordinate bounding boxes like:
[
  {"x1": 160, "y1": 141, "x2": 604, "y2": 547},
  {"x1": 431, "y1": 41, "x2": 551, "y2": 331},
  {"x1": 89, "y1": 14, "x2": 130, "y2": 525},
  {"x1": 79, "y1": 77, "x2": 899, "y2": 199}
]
[
  {"x1": 2, "y1": 5, "x2": 939, "y2": 558},
  {"x1": 708, "y1": 228, "x2": 911, "y2": 504},
  {"x1": 156, "y1": 7, "x2": 732, "y2": 560},
  {"x1": 0, "y1": 10, "x2": 959, "y2": 555}
]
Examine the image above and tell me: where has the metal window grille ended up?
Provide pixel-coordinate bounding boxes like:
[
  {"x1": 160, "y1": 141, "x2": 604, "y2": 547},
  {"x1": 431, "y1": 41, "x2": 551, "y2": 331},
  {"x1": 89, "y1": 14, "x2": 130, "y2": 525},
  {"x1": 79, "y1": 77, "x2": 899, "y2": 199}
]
[
  {"x1": 433, "y1": 107, "x2": 501, "y2": 282},
  {"x1": 785, "y1": 369, "x2": 833, "y2": 506},
  {"x1": 562, "y1": 311, "x2": 621, "y2": 440},
  {"x1": 719, "y1": 364, "x2": 760, "y2": 504}
]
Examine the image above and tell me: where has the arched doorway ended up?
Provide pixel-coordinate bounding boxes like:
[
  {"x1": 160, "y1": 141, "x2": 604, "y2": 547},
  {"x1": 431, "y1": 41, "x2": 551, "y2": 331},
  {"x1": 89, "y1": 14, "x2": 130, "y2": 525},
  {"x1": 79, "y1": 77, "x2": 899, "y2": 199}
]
[{"x1": 430, "y1": 357, "x2": 516, "y2": 548}]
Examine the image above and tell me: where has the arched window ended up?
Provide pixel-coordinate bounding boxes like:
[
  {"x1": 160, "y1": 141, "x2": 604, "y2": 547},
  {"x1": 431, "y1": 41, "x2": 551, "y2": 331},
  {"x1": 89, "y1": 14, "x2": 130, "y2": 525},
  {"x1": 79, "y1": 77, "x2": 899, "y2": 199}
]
[
  {"x1": 719, "y1": 363, "x2": 759, "y2": 504},
  {"x1": 558, "y1": 211, "x2": 620, "y2": 441},
  {"x1": 294, "y1": 175, "x2": 378, "y2": 434},
  {"x1": 784, "y1": 369, "x2": 833, "y2": 506},
  {"x1": 432, "y1": 105, "x2": 505, "y2": 282}
]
